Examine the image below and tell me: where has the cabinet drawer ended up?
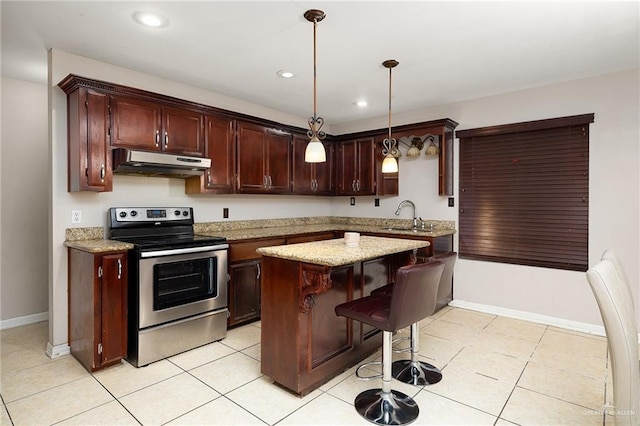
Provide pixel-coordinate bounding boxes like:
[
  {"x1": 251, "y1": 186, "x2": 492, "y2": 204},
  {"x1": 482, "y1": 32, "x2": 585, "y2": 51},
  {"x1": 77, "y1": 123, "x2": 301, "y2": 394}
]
[
  {"x1": 286, "y1": 232, "x2": 336, "y2": 245},
  {"x1": 229, "y1": 238, "x2": 286, "y2": 262}
]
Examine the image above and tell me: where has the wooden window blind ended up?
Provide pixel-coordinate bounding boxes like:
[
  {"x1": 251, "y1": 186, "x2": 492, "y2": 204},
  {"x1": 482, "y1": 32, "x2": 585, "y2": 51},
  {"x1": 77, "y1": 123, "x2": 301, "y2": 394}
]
[{"x1": 457, "y1": 114, "x2": 594, "y2": 272}]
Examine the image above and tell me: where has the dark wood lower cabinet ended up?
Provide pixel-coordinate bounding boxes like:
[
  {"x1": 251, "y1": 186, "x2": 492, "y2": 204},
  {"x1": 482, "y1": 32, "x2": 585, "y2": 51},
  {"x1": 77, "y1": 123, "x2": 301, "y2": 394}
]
[
  {"x1": 227, "y1": 234, "x2": 334, "y2": 328},
  {"x1": 228, "y1": 260, "x2": 261, "y2": 326},
  {"x1": 260, "y1": 251, "x2": 413, "y2": 396},
  {"x1": 68, "y1": 248, "x2": 127, "y2": 372}
]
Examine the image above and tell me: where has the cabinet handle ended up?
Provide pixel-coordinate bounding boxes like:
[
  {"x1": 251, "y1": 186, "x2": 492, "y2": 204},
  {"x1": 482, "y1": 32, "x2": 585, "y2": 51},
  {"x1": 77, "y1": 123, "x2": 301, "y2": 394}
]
[
  {"x1": 268, "y1": 175, "x2": 272, "y2": 188},
  {"x1": 155, "y1": 130, "x2": 160, "y2": 148},
  {"x1": 207, "y1": 171, "x2": 211, "y2": 186},
  {"x1": 164, "y1": 131, "x2": 168, "y2": 148},
  {"x1": 117, "y1": 259, "x2": 122, "y2": 280},
  {"x1": 351, "y1": 180, "x2": 356, "y2": 192},
  {"x1": 263, "y1": 175, "x2": 267, "y2": 188},
  {"x1": 256, "y1": 263, "x2": 261, "y2": 280},
  {"x1": 100, "y1": 164, "x2": 105, "y2": 182},
  {"x1": 356, "y1": 180, "x2": 361, "y2": 191}
]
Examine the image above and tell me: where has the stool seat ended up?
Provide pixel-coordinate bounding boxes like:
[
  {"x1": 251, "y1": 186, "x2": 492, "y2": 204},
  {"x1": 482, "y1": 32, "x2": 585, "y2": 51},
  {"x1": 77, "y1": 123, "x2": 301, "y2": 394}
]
[
  {"x1": 335, "y1": 295, "x2": 391, "y2": 327},
  {"x1": 335, "y1": 261, "x2": 445, "y2": 425}
]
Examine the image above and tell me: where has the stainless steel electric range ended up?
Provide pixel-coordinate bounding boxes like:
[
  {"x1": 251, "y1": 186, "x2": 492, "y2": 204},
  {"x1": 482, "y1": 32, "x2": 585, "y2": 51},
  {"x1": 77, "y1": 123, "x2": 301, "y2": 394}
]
[{"x1": 108, "y1": 207, "x2": 228, "y2": 367}]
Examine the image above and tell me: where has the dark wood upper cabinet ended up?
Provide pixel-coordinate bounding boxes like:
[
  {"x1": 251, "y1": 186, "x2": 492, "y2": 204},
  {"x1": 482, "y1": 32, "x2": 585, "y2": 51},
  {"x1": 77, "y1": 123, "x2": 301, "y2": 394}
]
[
  {"x1": 66, "y1": 87, "x2": 112, "y2": 192},
  {"x1": 291, "y1": 134, "x2": 334, "y2": 195},
  {"x1": 236, "y1": 121, "x2": 292, "y2": 194},
  {"x1": 59, "y1": 74, "x2": 457, "y2": 195},
  {"x1": 336, "y1": 137, "x2": 376, "y2": 195},
  {"x1": 185, "y1": 114, "x2": 235, "y2": 194},
  {"x1": 110, "y1": 95, "x2": 204, "y2": 157}
]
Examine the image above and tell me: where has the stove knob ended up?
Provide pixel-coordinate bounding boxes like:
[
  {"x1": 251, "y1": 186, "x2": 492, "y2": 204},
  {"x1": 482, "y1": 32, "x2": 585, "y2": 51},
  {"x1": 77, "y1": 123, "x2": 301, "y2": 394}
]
[
  {"x1": 182, "y1": 210, "x2": 189, "y2": 217},
  {"x1": 119, "y1": 211, "x2": 127, "y2": 218},
  {"x1": 130, "y1": 210, "x2": 138, "y2": 217},
  {"x1": 174, "y1": 210, "x2": 181, "y2": 216}
]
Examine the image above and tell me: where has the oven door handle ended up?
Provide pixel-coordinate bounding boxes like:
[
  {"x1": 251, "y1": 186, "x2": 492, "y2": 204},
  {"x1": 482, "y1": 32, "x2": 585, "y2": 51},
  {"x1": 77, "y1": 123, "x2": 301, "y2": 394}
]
[{"x1": 139, "y1": 244, "x2": 229, "y2": 258}]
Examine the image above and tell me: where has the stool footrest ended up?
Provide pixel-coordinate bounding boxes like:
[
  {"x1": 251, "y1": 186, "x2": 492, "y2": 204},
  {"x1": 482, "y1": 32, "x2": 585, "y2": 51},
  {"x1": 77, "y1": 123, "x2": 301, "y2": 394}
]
[
  {"x1": 391, "y1": 336, "x2": 412, "y2": 354},
  {"x1": 356, "y1": 361, "x2": 383, "y2": 381},
  {"x1": 355, "y1": 388, "x2": 419, "y2": 425}
]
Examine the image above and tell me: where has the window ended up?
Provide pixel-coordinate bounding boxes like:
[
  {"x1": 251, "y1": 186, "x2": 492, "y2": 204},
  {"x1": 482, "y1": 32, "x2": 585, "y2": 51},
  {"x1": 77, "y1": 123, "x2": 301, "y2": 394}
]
[{"x1": 457, "y1": 114, "x2": 594, "y2": 272}]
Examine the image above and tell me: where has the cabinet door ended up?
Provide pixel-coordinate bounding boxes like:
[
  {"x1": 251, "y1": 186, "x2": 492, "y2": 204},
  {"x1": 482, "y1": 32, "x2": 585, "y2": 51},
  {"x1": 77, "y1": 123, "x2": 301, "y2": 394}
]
[
  {"x1": 186, "y1": 114, "x2": 235, "y2": 194},
  {"x1": 100, "y1": 252, "x2": 127, "y2": 366},
  {"x1": 308, "y1": 265, "x2": 352, "y2": 368},
  {"x1": 110, "y1": 95, "x2": 161, "y2": 151},
  {"x1": 236, "y1": 121, "x2": 267, "y2": 193},
  {"x1": 355, "y1": 138, "x2": 376, "y2": 195},
  {"x1": 336, "y1": 140, "x2": 358, "y2": 195},
  {"x1": 228, "y1": 261, "x2": 261, "y2": 326},
  {"x1": 314, "y1": 142, "x2": 334, "y2": 195},
  {"x1": 291, "y1": 134, "x2": 314, "y2": 194},
  {"x1": 68, "y1": 88, "x2": 112, "y2": 192},
  {"x1": 85, "y1": 90, "x2": 112, "y2": 190},
  {"x1": 265, "y1": 129, "x2": 292, "y2": 193},
  {"x1": 162, "y1": 106, "x2": 204, "y2": 156}
]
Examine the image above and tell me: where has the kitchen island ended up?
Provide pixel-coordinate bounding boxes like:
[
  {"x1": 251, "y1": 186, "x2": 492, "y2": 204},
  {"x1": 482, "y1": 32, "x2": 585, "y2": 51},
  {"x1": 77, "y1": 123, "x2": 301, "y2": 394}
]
[{"x1": 257, "y1": 236, "x2": 429, "y2": 396}]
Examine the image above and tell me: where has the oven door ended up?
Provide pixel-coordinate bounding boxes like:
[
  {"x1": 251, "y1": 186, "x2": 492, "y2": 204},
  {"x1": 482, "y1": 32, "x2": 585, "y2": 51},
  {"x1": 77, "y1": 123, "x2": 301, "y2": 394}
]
[{"x1": 138, "y1": 244, "x2": 228, "y2": 329}]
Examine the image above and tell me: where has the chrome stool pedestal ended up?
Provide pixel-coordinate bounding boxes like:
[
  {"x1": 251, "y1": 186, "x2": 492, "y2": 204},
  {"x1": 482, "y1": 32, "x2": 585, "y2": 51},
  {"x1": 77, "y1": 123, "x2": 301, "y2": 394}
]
[
  {"x1": 391, "y1": 323, "x2": 442, "y2": 386},
  {"x1": 354, "y1": 331, "x2": 419, "y2": 425}
]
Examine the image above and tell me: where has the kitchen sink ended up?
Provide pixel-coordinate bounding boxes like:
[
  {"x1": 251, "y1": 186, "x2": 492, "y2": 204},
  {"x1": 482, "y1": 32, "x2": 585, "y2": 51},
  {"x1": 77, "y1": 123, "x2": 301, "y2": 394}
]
[{"x1": 380, "y1": 227, "x2": 430, "y2": 233}]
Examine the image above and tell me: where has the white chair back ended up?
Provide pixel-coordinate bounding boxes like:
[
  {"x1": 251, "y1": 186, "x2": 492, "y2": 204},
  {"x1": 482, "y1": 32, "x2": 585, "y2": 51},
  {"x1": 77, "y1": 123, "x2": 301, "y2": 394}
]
[{"x1": 586, "y1": 252, "x2": 639, "y2": 425}]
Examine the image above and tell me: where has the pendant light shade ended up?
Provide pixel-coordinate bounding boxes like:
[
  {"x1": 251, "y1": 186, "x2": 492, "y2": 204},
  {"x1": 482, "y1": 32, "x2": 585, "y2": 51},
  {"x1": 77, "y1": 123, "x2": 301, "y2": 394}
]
[
  {"x1": 381, "y1": 59, "x2": 399, "y2": 174},
  {"x1": 305, "y1": 135, "x2": 326, "y2": 162},
  {"x1": 304, "y1": 9, "x2": 327, "y2": 163},
  {"x1": 381, "y1": 154, "x2": 399, "y2": 173}
]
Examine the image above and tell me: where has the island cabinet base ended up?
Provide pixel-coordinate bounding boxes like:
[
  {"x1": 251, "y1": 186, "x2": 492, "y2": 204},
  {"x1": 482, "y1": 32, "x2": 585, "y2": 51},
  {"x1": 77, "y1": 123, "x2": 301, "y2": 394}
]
[{"x1": 260, "y1": 252, "x2": 412, "y2": 396}]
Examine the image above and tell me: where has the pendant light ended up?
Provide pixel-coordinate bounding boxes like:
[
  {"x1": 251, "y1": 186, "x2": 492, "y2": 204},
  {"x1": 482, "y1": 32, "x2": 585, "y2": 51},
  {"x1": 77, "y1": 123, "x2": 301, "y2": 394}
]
[
  {"x1": 304, "y1": 9, "x2": 327, "y2": 163},
  {"x1": 381, "y1": 59, "x2": 399, "y2": 173}
]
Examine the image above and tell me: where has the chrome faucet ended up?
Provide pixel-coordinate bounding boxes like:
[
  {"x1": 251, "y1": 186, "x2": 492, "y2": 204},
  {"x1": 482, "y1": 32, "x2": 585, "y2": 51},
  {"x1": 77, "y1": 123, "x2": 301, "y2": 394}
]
[{"x1": 395, "y1": 200, "x2": 418, "y2": 229}]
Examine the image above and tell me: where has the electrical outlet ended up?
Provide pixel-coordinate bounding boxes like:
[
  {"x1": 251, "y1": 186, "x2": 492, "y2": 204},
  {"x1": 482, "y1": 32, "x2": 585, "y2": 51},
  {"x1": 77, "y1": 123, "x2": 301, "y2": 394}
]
[
  {"x1": 223, "y1": 208, "x2": 229, "y2": 219},
  {"x1": 374, "y1": 198, "x2": 380, "y2": 207},
  {"x1": 448, "y1": 197, "x2": 455, "y2": 207},
  {"x1": 350, "y1": 197, "x2": 356, "y2": 206},
  {"x1": 71, "y1": 210, "x2": 82, "y2": 224}
]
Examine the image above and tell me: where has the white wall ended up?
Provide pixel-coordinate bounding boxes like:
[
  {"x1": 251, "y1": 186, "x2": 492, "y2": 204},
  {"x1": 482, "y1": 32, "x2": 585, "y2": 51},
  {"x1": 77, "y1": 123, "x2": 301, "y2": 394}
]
[
  {"x1": 0, "y1": 78, "x2": 49, "y2": 325},
  {"x1": 333, "y1": 69, "x2": 640, "y2": 329}
]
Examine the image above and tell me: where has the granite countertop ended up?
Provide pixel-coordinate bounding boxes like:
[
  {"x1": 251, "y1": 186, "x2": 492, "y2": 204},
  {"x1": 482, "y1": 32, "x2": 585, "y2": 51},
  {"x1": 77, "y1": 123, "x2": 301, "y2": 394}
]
[
  {"x1": 257, "y1": 235, "x2": 430, "y2": 267},
  {"x1": 63, "y1": 227, "x2": 134, "y2": 253},
  {"x1": 64, "y1": 216, "x2": 455, "y2": 253},
  {"x1": 64, "y1": 239, "x2": 134, "y2": 253},
  {"x1": 195, "y1": 216, "x2": 456, "y2": 242}
]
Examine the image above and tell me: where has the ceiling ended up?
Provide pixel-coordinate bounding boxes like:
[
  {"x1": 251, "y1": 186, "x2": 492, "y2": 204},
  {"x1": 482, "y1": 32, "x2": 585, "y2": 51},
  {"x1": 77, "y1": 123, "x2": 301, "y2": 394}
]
[{"x1": 2, "y1": 1, "x2": 638, "y2": 126}]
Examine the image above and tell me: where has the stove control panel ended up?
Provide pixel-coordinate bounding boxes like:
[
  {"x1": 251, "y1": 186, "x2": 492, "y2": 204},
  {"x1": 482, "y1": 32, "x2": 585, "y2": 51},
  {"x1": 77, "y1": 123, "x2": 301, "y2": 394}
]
[{"x1": 112, "y1": 207, "x2": 193, "y2": 222}]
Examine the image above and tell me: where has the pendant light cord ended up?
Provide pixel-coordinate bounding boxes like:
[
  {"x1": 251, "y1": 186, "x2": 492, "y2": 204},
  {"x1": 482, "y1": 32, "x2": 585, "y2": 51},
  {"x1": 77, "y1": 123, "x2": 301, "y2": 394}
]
[
  {"x1": 313, "y1": 18, "x2": 318, "y2": 119},
  {"x1": 387, "y1": 66, "x2": 392, "y2": 141}
]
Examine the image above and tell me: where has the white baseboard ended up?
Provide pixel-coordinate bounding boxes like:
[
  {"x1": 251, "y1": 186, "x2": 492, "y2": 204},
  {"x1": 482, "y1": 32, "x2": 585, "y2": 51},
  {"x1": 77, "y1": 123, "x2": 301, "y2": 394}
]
[
  {"x1": 448, "y1": 299, "x2": 608, "y2": 337},
  {"x1": 0, "y1": 311, "x2": 48, "y2": 330},
  {"x1": 46, "y1": 341, "x2": 70, "y2": 359}
]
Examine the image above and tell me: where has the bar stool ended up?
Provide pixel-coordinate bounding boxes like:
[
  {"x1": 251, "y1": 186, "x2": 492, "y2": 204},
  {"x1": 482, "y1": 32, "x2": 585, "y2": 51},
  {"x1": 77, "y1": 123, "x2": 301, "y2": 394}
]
[
  {"x1": 335, "y1": 261, "x2": 445, "y2": 425},
  {"x1": 372, "y1": 252, "x2": 457, "y2": 386}
]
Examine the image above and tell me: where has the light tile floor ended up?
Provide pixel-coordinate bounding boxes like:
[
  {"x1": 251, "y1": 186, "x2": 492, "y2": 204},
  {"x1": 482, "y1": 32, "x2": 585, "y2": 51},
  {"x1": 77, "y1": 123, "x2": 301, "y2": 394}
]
[{"x1": 0, "y1": 307, "x2": 613, "y2": 425}]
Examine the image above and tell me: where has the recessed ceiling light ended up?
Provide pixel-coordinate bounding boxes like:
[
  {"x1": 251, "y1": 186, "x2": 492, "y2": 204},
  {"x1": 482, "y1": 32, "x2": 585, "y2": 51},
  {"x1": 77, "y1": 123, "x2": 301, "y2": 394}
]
[
  {"x1": 133, "y1": 12, "x2": 169, "y2": 28},
  {"x1": 276, "y1": 70, "x2": 295, "y2": 78},
  {"x1": 356, "y1": 100, "x2": 368, "y2": 108}
]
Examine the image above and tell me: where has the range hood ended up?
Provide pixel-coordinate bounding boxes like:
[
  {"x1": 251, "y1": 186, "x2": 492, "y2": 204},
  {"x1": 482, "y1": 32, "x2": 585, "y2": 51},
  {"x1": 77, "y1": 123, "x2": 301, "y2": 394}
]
[{"x1": 112, "y1": 149, "x2": 211, "y2": 178}]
